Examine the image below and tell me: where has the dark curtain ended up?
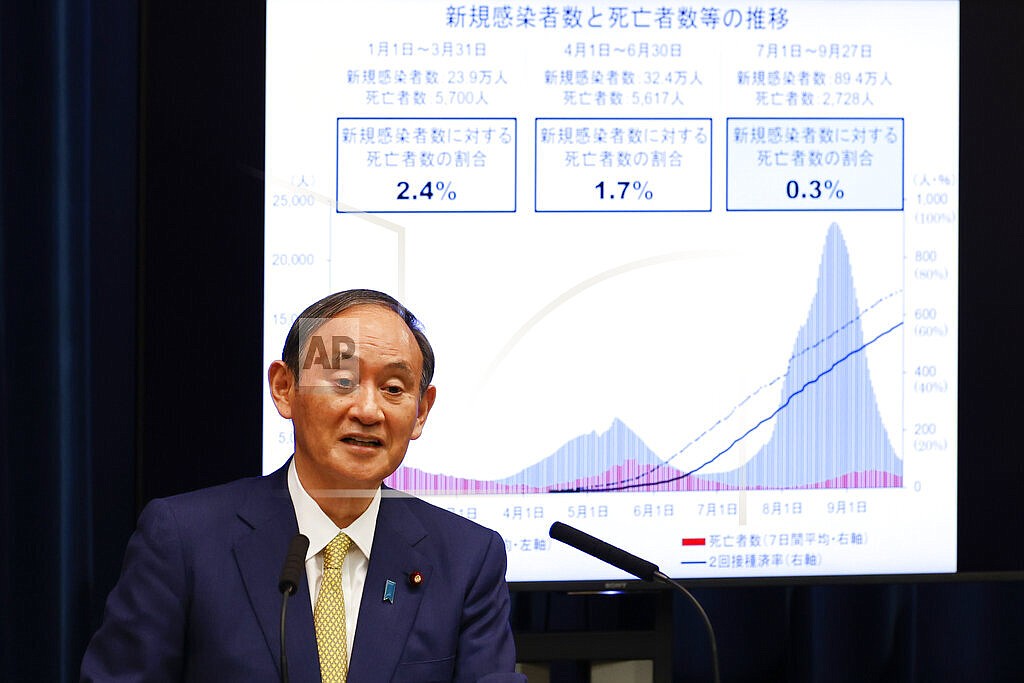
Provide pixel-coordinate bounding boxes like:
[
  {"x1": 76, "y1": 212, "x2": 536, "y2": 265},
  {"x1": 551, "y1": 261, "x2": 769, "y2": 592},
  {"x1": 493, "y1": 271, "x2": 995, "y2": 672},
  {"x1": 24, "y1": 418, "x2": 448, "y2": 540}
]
[{"x1": 0, "y1": 0, "x2": 137, "y2": 680}]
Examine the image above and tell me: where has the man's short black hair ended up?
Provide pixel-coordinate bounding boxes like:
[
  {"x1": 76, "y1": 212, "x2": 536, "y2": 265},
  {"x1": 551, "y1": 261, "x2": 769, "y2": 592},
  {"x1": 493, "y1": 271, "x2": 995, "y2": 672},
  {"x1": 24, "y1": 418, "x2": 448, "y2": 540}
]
[{"x1": 282, "y1": 289, "x2": 435, "y2": 395}]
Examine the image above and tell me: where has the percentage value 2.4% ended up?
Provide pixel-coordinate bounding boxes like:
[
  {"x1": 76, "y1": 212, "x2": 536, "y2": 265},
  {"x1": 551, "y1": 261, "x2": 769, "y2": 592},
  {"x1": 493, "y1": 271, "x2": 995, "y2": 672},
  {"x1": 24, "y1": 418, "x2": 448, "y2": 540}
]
[
  {"x1": 785, "y1": 178, "x2": 844, "y2": 200},
  {"x1": 595, "y1": 180, "x2": 654, "y2": 200},
  {"x1": 396, "y1": 180, "x2": 456, "y2": 201}
]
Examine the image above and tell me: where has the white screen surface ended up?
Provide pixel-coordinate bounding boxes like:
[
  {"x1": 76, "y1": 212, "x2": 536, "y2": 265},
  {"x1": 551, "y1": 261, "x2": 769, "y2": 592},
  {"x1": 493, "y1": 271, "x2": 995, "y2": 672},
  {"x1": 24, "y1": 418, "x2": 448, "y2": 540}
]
[{"x1": 264, "y1": 1, "x2": 958, "y2": 582}]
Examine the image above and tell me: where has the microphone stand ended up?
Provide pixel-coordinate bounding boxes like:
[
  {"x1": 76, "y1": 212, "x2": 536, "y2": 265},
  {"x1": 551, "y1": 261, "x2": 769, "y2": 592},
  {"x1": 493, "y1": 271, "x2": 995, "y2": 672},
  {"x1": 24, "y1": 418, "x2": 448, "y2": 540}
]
[
  {"x1": 549, "y1": 522, "x2": 720, "y2": 683},
  {"x1": 280, "y1": 589, "x2": 294, "y2": 683},
  {"x1": 651, "y1": 571, "x2": 720, "y2": 683},
  {"x1": 278, "y1": 534, "x2": 309, "y2": 683}
]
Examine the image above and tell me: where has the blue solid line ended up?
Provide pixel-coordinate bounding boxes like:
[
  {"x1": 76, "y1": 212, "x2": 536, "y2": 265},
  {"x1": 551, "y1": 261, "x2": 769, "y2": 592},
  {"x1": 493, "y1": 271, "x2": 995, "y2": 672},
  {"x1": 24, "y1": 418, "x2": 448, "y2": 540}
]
[
  {"x1": 683, "y1": 322, "x2": 904, "y2": 475},
  {"x1": 680, "y1": 561, "x2": 708, "y2": 565}
]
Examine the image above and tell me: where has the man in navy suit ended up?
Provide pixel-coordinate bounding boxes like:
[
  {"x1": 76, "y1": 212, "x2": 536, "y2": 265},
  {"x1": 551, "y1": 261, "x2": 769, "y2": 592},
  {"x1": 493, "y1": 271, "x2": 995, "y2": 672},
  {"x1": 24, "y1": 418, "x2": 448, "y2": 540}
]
[{"x1": 81, "y1": 289, "x2": 524, "y2": 682}]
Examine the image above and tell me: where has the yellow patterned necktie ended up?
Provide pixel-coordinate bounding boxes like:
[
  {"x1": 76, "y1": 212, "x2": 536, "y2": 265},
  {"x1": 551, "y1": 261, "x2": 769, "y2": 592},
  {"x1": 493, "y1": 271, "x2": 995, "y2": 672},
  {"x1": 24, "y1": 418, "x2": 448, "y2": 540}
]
[{"x1": 315, "y1": 532, "x2": 352, "y2": 682}]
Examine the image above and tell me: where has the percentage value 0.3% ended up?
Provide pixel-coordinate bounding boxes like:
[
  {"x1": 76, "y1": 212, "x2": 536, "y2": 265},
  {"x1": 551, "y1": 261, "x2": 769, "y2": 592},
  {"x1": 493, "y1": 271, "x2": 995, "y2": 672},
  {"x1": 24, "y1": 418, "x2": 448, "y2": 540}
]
[
  {"x1": 786, "y1": 178, "x2": 844, "y2": 200},
  {"x1": 595, "y1": 180, "x2": 654, "y2": 200},
  {"x1": 396, "y1": 180, "x2": 456, "y2": 201}
]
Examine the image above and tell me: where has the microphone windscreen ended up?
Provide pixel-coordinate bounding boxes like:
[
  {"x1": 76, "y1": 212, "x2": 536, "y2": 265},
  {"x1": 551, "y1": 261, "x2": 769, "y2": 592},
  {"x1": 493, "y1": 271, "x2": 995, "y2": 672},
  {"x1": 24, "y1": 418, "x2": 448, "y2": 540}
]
[
  {"x1": 278, "y1": 533, "x2": 310, "y2": 595},
  {"x1": 549, "y1": 521, "x2": 659, "y2": 581}
]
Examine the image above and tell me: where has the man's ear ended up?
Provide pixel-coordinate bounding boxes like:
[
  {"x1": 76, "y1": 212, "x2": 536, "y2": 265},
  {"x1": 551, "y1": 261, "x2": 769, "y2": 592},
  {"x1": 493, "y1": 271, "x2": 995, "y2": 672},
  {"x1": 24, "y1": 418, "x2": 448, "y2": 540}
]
[
  {"x1": 268, "y1": 360, "x2": 297, "y2": 419},
  {"x1": 410, "y1": 384, "x2": 437, "y2": 441}
]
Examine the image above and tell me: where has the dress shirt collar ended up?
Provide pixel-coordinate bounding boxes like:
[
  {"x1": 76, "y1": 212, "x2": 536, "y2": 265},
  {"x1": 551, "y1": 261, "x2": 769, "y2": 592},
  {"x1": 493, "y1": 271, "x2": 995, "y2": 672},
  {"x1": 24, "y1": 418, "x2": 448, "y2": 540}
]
[{"x1": 287, "y1": 457, "x2": 380, "y2": 561}]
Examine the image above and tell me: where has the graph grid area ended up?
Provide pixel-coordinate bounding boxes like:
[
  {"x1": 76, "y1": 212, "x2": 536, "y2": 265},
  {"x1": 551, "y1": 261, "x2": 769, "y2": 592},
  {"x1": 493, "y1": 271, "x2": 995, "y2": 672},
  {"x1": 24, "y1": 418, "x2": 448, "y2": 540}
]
[{"x1": 386, "y1": 223, "x2": 903, "y2": 494}]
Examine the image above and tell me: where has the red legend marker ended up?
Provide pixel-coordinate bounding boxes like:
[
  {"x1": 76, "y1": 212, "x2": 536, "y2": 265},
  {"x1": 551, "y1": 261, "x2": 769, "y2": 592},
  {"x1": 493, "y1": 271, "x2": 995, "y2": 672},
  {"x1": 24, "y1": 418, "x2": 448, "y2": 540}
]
[{"x1": 681, "y1": 538, "x2": 706, "y2": 547}]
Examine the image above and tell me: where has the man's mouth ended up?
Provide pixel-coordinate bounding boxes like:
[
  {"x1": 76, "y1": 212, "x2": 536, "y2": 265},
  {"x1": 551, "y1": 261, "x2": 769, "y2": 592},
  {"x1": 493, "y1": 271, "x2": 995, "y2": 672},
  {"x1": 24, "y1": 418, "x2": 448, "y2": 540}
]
[{"x1": 342, "y1": 436, "x2": 383, "y2": 447}]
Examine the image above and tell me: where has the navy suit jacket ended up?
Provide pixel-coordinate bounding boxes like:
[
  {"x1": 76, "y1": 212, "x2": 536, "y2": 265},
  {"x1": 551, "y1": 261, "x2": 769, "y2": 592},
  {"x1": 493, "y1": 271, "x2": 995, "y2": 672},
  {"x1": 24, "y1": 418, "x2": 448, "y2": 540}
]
[{"x1": 81, "y1": 464, "x2": 524, "y2": 682}]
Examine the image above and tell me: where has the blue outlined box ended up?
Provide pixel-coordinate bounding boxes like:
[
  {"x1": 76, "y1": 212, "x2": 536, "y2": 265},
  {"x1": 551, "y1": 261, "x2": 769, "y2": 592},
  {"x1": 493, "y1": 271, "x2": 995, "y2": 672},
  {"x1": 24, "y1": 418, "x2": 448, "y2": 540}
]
[
  {"x1": 726, "y1": 118, "x2": 904, "y2": 211},
  {"x1": 535, "y1": 118, "x2": 712, "y2": 213},
  {"x1": 336, "y1": 117, "x2": 517, "y2": 213}
]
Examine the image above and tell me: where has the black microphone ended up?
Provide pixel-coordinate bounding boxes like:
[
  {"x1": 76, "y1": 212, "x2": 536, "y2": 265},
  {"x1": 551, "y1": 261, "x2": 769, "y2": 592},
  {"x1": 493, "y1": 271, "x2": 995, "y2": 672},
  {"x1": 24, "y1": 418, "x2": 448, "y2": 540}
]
[
  {"x1": 279, "y1": 533, "x2": 309, "y2": 595},
  {"x1": 549, "y1": 521, "x2": 660, "y2": 581},
  {"x1": 278, "y1": 533, "x2": 309, "y2": 683},
  {"x1": 549, "y1": 521, "x2": 720, "y2": 683}
]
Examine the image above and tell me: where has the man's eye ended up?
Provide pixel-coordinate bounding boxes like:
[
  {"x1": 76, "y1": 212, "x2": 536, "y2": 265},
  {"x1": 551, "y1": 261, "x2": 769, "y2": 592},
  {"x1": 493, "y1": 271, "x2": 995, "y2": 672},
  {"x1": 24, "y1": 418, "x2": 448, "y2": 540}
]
[
  {"x1": 336, "y1": 377, "x2": 356, "y2": 390},
  {"x1": 383, "y1": 385, "x2": 404, "y2": 395}
]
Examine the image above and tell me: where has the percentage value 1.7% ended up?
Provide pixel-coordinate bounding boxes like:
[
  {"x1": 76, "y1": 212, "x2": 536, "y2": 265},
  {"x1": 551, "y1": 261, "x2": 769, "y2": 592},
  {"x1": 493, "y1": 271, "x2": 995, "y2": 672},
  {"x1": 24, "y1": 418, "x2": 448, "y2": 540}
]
[
  {"x1": 396, "y1": 180, "x2": 456, "y2": 201},
  {"x1": 786, "y1": 179, "x2": 844, "y2": 200},
  {"x1": 595, "y1": 180, "x2": 654, "y2": 201}
]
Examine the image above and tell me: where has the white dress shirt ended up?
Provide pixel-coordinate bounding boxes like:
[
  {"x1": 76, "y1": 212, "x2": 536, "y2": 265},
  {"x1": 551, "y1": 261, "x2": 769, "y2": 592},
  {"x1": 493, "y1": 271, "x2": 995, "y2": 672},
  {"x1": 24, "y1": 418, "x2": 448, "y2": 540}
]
[{"x1": 287, "y1": 458, "x2": 380, "y2": 658}]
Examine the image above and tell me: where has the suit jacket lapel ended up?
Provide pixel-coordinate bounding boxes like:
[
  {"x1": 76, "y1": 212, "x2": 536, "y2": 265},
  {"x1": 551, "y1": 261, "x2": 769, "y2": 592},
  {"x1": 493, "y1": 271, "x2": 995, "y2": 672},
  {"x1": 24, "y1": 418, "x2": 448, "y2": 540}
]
[
  {"x1": 348, "y1": 493, "x2": 433, "y2": 681},
  {"x1": 233, "y1": 464, "x2": 321, "y2": 683}
]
